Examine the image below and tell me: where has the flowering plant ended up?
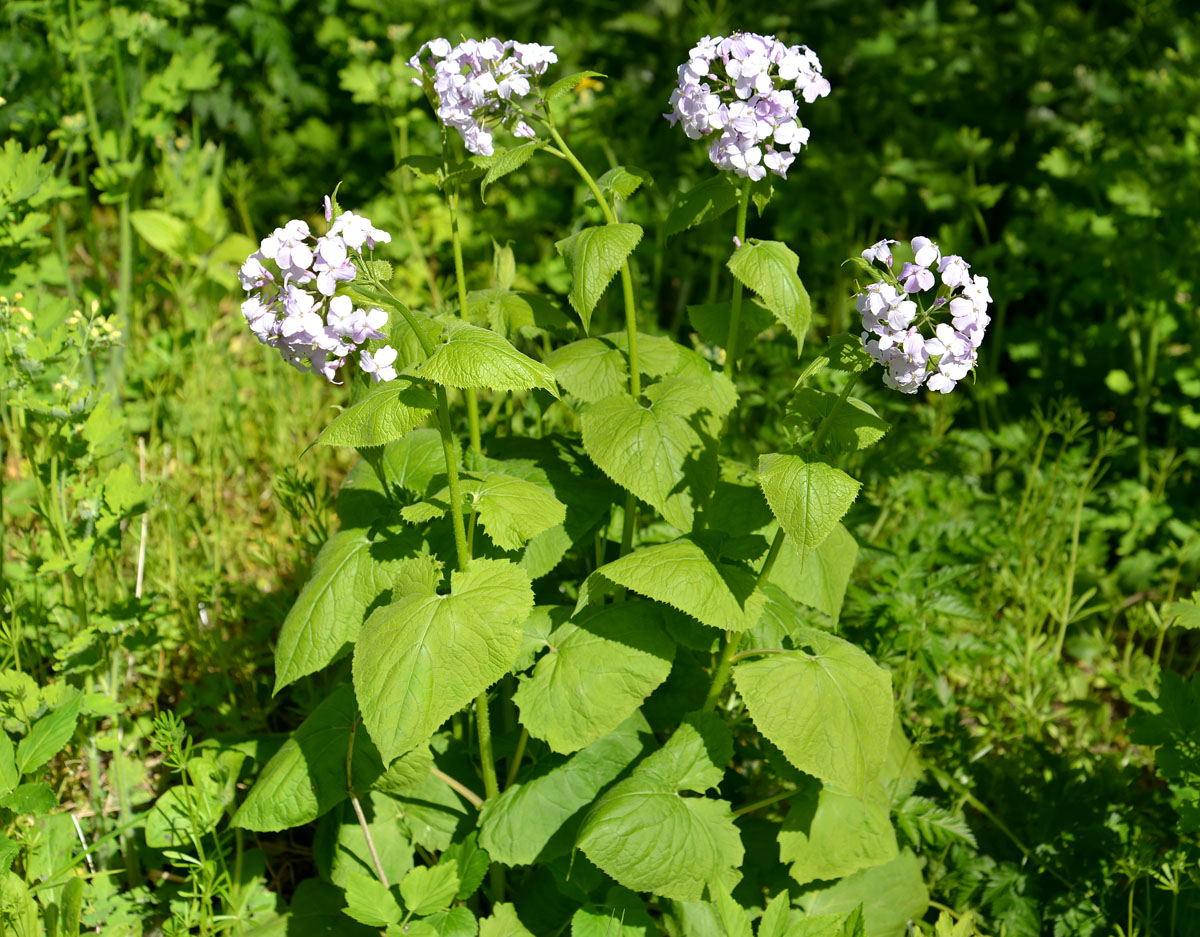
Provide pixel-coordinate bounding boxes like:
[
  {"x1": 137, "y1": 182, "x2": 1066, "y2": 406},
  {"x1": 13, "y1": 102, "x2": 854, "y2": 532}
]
[
  {"x1": 232, "y1": 29, "x2": 986, "y2": 934},
  {"x1": 238, "y1": 200, "x2": 397, "y2": 382},
  {"x1": 666, "y1": 32, "x2": 830, "y2": 179},
  {"x1": 407, "y1": 37, "x2": 559, "y2": 155},
  {"x1": 856, "y1": 236, "x2": 992, "y2": 394}
]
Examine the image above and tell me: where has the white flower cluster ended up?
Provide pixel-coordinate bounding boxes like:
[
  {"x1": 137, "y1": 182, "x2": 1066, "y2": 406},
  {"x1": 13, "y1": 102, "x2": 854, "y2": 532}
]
[
  {"x1": 408, "y1": 37, "x2": 558, "y2": 156},
  {"x1": 666, "y1": 32, "x2": 831, "y2": 180},
  {"x1": 238, "y1": 199, "x2": 398, "y2": 383},
  {"x1": 856, "y1": 237, "x2": 992, "y2": 394}
]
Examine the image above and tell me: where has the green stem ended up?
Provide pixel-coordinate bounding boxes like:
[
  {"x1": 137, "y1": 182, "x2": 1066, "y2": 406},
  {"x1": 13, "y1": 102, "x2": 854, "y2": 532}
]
[
  {"x1": 703, "y1": 528, "x2": 786, "y2": 711},
  {"x1": 435, "y1": 387, "x2": 470, "y2": 575},
  {"x1": 724, "y1": 179, "x2": 753, "y2": 376},
  {"x1": 732, "y1": 787, "x2": 799, "y2": 817},
  {"x1": 68, "y1": 0, "x2": 109, "y2": 173},
  {"x1": 542, "y1": 108, "x2": 641, "y2": 557},
  {"x1": 811, "y1": 371, "x2": 861, "y2": 454},
  {"x1": 375, "y1": 286, "x2": 501, "y2": 891},
  {"x1": 111, "y1": 197, "x2": 134, "y2": 396},
  {"x1": 447, "y1": 183, "x2": 482, "y2": 455},
  {"x1": 504, "y1": 727, "x2": 528, "y2": 790},
  {"x1": 476, "y1": 696, "x2": 500, "y2": 801}
]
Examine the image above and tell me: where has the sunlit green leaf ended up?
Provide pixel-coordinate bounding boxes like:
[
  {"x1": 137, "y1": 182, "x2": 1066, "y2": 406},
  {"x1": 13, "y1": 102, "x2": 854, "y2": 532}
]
[
  {"x1": 733, "y1": 629, "x2": 893, "y2": 796},
  {"x1": 354, "y1": 559, "x2": 533, "y2": 762}
]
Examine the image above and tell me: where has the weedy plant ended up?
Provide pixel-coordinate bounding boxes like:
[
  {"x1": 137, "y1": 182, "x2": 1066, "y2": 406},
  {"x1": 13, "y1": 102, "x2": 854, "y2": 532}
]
[{"x1": 221, "y1": 32, "x2": 996, "y2": 935}]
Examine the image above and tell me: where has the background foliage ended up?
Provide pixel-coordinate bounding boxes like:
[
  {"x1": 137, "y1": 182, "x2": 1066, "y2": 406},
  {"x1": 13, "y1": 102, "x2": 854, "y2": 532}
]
[{"x1": 1, "y1": 0, "x2": 1198, "y2": 934}]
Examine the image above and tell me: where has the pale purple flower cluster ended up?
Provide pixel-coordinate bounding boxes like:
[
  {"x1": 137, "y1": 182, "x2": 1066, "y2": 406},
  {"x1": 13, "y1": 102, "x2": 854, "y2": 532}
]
[
  {"x1": 408, "y1": 38, "x2": 558, "y2": 156},
  {"x1": 238, "y1": 203, "x2": 398, "y2": 383},
  {"x1": 856, "y1": 237, "x2": 992, "y2": 394},
  {"x1": 665, "y1": 33, "x2": 831, "y2": 180}
]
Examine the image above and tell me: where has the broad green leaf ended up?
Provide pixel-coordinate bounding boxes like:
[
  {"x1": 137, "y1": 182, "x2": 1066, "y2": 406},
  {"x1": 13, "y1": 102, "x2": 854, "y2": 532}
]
[
  {"x1": 512, "y1": 606, "x2": 563, "y2": 672},
  {"x1": 1165, "y1": 598, "x2": 1200, "y2": 631},
  {"x1": 480, "y1": 903, "x2": 536, "y2": 937},
  {"x1": 412, "y1": 471, "x2": 567, "y2": 551},
  {"x1": 1128, "y1": 670, "x2": 1200, "y2": 829},
  {"x1": 479, "y1": 713, "x2": 647, "y2": 865},
  {"x1": 787, "y1": 909, "x2": 867, "y2": 937},
  {"x1": 592, "y1": 166, "x2": 653, "y2": 203},
  {"x1": 467, "y1": 473, "x2": 567, "y2": 551},
  {"x1": 769, "y1": 523, "x2": 858, "y2": 624},
  {"x1": 146, "y1": 783, "x2": 220, "y2": 849},
  {"x1": 545, "y1": 337, "x2": 630, "y2": 402},
  {"x1": 514, "y1": 602, "x2": 674, "y2": 753},
  {"x1": 733, "y1": 629, "x2": 893, "y2": 796},
  {"x1": 545, "y1": 331, "x2": 725, "y2": 404},
  {"x1": 395, "y1": 767, "x2": 472, "y2": 852},
  {"x1": 373, "y1": 747, "x2": 433, "y2": 796},
  {"x1": 0, "y1": 783, "x2": 55, "y2": 814},
  {"x1": 666, "y1": 175, "x2": 740, "y2": 236},
  {"x1": 577, "y1": 713, "x2": 741, "y2": 900},
  {"x1": 687, "y1": 299, "x2": 774, "y2": 355},
  {"x1": 399, "y1": 907, "x2": 478, "y2": 937},
  {"x1": 233, "y1": 686, "x2": 384, "y2": 832},
  {"x1": 381, "y1": 429, "x2": 447, "y2": 498},
  {"x1": 131, "y1": 208, "x2": 189, "y2": 257},
  {"x1": 354, "y1": 558, "x2": 533, "y2": 762},
  {"x1": 583, "y1": 537, "x2": 766, "y2": 633},
  {"x1": 555, "y1": 224, "x2": 643, "y2": 333},
  {"x1": 0, "y1": 735, "x2": 16, "y2": 798},
  {"x1": 709, "y1": 883, "x2": 753, "y2": 937},
  {"x1": 797, "y1": 850, "x2": 928, "y2": 937},
  {"x1": 316, "y1": 381, "x2": 437, "y2": 448},
  {"x1": 544, "y1": 70, "x2": 605, "y2": 103},
  {"x1": 0, "y1": 871, "x2": 42, "y2": 937},
  {"x1": 326, "y1": 791, "x2": 415, "y2": 889},
  {"x1": 785, "y1": 388, "x2": 889, "y2": 454},
  {"x1": 757, "y1": 454, "x2": 860, "y2": 558},
  {"x1": 467, "y1": 288, "x2": 572, "y2": 340},
  {"x1": 572, "y1": 886, "x2": 658, "y2": 937},
  {"x1": 479, "y1": 142, "x2": 543, "y2": 201},
  {"x1": 342, "y1": 870, "x2": 401, "y2": 927},
  {"x1": 59, "y1": 873, "x2": 84, "y2": 931},
  {"x1": 268, "y1": 878, "x2": 377, "y2": 936},
  {"x1": 779, "y1": 783, "x2": 898, "y2": 886},
  {"x1": 825, "y1": 334, "x2": 875, "y2": 374},
  {"x1": 484, "y1": 436, "x2": 620, "y2": 581},
  {"x1": 442, "y1": 833, "x2": 489, "y2": 900},
  {"x1": 273, "y1": 528, "x2": 429, "y2": 693},
  {"x1": 727, "y1": 240, "x2": 812, "y2": 345},
  {"x1": 757, "y1": 894, "x2": 793, "y2": 937},
  {"x1": 16, "y1": 689, "x2": 81, "y2": 775},
  {"x1": 400, "y1": 859, "x2": 460, "y2": 916},
  {"x1": 418, "y1": 321, "x2": 559, "y2": 396},
  {"x1": 581, "y1": 384, "x2": 716, "y2": 531}
]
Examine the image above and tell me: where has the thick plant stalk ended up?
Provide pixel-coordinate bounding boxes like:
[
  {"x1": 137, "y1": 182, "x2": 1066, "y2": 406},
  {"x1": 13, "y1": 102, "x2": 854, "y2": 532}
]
[
  {"x1": 703, "y1": 370, "x2": 856, "y2": 710},
  {"x1": 702, "y1": 527, "x2": 786, "y2": 711},
  {"x1": 447, "y1": 184, "x2": 483, "y2": 455},
  {"x1": 542, "y1": 110, "x2": 642, "y2": 557},
  {"x1": 373, "y1": 283, "x2": 504, "y2": 897},
  {"x1": 724, "y1": 179, "x2": 753, "y2": 376}
]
